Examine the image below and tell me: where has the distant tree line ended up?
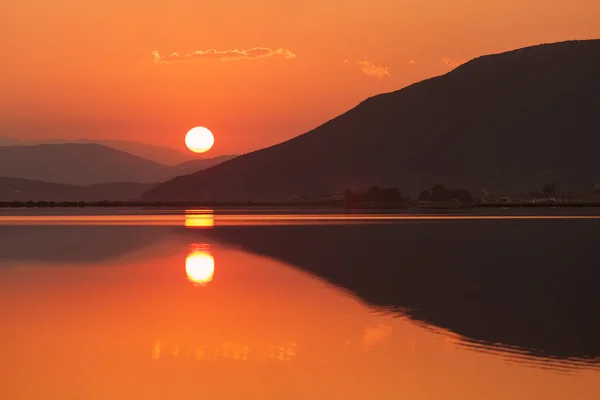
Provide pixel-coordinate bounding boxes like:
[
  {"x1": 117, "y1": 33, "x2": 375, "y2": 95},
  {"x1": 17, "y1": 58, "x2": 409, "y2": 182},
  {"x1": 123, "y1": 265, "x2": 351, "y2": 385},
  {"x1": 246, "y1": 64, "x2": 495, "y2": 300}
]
[
  {"x1": 418, "y1": 185, "x2": 474, "y2": 203},
  {"x1": 0, "y1": 200, "x2": 345, "y2": 208},
  {"x1": 343, "y1": 186, "x2": 404, "y2": 205},
  {"x1": 529, "y1": 183, "x2": 559, "y2": 199}
]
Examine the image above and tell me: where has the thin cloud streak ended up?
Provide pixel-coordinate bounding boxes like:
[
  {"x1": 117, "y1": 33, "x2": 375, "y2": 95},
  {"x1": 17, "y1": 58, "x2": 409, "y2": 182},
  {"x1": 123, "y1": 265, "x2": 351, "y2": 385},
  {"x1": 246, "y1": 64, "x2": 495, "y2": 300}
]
[
  {"x1": 151, "y1": 48, "x2": 296, "y2": 63},
  {"x1": 441, "y1": 57, "x2": 464, "y2": 68},
  {"x1": 357, "y1": 60, "x2": 391, "y2": 79}
]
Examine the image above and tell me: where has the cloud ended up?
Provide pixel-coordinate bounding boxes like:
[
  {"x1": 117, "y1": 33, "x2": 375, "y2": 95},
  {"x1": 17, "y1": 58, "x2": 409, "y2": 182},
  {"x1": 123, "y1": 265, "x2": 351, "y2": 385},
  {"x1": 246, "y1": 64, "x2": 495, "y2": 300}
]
[
  {"x1": 151, "y1": 47, "x2": 296, "y2": 63},
  {"x1": 357, "y1": 60, "x2": 391, "y2": 79},
  {"x1": 408, "y1": 59, "x2": 416, "y2": 65},
  {"x1": 441, "y1": 58, "x2": 463, "y2": 68}
]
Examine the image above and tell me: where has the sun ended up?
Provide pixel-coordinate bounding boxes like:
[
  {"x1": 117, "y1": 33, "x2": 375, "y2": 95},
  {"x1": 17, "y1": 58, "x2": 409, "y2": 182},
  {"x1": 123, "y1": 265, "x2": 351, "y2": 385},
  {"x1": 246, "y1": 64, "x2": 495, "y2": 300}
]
[
  {"x1": 185, "y1": 251, "x2": 215, "y2": 285},
  {"x1": 185, "y1": 126, "x2": 214, "y2": 153}
]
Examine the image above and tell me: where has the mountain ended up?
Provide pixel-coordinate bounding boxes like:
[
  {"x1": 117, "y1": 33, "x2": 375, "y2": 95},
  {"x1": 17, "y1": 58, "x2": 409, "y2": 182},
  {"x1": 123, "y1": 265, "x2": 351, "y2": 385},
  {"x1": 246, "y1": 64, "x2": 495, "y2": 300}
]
[
  {"x1": 143, "y1": 39, "x2": 600, "y2": 201},
  {"x1": 0, "y1": 177, "x2": 153, "y2": 201},
  {"x1": 73, "y1": 139, "x2": 192, "y2": 165},
  {"x1": 0, "y1": 137, "x2": 22, "y2": 146},
  {"x1": 0, "y1": 144, "x2": 168, "y2": 185},
  {"x1": 0, "y1": 143, "x2": 236, "y2": 187},
  {"x1": 0, "y1": 137, "x2": 191, "y2": 165},
  {"x1": 170, "y1": 155, "x2": 238, "y2": 176},
  {"x1": 198, "y1": 220, "x2": 600, "y2": 364}
]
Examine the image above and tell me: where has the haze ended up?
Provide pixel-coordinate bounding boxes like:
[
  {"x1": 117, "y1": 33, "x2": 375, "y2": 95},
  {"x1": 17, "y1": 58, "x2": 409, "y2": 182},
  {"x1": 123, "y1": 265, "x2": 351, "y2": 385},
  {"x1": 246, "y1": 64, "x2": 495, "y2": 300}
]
[{"x1": 1, "y1": 0, "x2": 599, "y2": 155}]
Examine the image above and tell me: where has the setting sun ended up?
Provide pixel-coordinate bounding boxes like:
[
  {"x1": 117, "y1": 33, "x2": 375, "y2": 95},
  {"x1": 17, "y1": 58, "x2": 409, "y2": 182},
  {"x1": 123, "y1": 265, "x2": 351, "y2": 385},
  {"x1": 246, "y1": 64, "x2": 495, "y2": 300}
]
[
  {"x1": 2, "y1": 0, "x2": 600, "y2": 398},
  {"x1": 185, "y1": 127, "x2": 215, "y2": 154},
  {"x1": 185, "y1": 251, "x2": 215, "y2": 285}
]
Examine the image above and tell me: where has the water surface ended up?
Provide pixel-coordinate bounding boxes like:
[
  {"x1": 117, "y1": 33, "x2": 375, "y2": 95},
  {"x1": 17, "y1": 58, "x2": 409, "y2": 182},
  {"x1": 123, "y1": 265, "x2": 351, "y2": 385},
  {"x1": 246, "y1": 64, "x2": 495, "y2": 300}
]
[{"x1": 1, "y1": 210, "x2": 599, "y2": 399}]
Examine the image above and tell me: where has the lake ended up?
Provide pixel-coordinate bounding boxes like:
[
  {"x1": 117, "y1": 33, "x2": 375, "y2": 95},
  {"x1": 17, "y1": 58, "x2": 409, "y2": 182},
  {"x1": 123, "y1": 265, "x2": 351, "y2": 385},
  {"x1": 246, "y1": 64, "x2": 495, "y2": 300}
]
[{"x1": 1, "y1": 209, "x2": 599, "y2": 399}]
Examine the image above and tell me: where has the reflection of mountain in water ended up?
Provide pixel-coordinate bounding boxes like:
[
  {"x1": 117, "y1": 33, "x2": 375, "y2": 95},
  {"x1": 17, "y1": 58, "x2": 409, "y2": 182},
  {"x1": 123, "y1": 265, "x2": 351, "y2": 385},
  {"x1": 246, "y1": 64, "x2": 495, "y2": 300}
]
[
  {"x1": 199, "y1": 220, "x2": 600, "y2": 367},
  {"x1": 0, "y1": 226, "x2": 170, "y2": 264}
]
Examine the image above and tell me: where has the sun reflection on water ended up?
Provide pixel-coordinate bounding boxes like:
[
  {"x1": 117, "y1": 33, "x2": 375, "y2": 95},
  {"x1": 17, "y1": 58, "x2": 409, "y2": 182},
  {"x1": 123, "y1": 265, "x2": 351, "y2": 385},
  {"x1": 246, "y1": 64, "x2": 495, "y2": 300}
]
[
  {"x1": 185, "y1": 249, "x2": 215, "y2": 285},
  {"x1": 184, "y1": 209, "x2": 214, "y2": 228},
  {"x1": 152, "y1": 339, "x2": 297, "y2": 362}
]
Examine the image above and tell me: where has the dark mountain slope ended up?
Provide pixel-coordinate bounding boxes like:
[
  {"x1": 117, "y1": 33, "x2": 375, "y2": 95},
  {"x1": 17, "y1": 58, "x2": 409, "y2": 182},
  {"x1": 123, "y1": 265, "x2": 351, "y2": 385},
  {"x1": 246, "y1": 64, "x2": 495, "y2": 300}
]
[
  {"x1": 170, "y1": 154, "x2": 238, "y2": 177},
  {"x1": 144, "y1": 40, "x2": 600, "y2": 201},
  {"x1": 0, "y1": 177, "x2": 153, "y2": 201},
  {"x1": 0, "y1": 177, "x2": 84, "y2": 201}
]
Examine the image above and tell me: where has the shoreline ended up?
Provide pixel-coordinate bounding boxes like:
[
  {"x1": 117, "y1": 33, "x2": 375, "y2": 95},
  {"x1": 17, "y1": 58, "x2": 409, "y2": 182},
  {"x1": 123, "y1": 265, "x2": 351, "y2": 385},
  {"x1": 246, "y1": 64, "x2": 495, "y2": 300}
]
[{"x1": 2, "y1": 201, "x2": 600, "y2": 209}]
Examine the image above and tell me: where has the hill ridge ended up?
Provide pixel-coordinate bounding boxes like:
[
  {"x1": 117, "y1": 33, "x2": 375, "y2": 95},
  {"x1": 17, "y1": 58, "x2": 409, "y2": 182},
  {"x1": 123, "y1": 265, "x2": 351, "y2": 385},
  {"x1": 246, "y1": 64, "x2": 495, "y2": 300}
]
[
  {"x1": 0, "y1": 137, "x2": 193, "y2": 165},
  {"x1": 0, "y1": 143, "x2": 237, "y2": 187},
  {"x1": 143, "y1": 39, "x2": 600, "y2": 201}
]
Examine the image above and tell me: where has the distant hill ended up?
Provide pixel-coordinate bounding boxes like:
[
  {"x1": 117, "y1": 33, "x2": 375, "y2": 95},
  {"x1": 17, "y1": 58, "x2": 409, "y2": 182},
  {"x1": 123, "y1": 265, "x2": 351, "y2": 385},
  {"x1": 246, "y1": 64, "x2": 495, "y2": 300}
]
[
  {"x1": 0, "y1": 144, "x2": 168, "y2": 185},
  {"x1": 0, "y1": 137, "x2": 191, "y2": 165},
  {"x1": 0, "y1": 177, "x2": 153, "y2": 201},
  {"x1": 74, "y1": 139, "x2": 192, "y2": 166},
  {"x1": 0, "y1": 143, "x2": 236, "y2": 188},
  {"x1": 0, "y1": 137, "x2": 21, "y2": 146},
  {"x1": 143, "y1": 39, "x2": 600, "y2": 201},
  {"x1": 171, "y1": 155, "x2": 238, "y2": 176}
]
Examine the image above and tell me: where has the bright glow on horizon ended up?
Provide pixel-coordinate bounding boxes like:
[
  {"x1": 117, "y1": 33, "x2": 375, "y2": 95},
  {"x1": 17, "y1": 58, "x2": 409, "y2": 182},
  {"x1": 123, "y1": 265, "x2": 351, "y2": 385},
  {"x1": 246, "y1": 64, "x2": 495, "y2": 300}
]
[
  {"x1": 185, "y1": 127, "x2": 215, "y2": 154},
  {"x1": 184, "y1": 210, "x2": 214, "y2": 228}
]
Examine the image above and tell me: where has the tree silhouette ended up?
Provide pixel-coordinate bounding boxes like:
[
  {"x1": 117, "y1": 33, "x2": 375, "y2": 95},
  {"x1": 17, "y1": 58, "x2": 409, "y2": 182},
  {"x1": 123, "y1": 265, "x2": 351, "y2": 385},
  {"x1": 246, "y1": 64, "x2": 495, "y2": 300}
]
[
  {"x1": 426, "y1": 185, "x2": 473, "y2": 203},
  {"x1": 542, "y1": 183, "x2": 557, "y2": 199},
  {"x1": 343, "y1": 187, "x2": 403, "y2": 204},
  {"x1": 429, "y1": 185, "x2": 449, "y2": 202},
  {"x1": 366, "y1": 186, "x2": 383, "y2": 202},
  {"x1": 383, "y1": 187, "x2": 403, "y2": 202}
]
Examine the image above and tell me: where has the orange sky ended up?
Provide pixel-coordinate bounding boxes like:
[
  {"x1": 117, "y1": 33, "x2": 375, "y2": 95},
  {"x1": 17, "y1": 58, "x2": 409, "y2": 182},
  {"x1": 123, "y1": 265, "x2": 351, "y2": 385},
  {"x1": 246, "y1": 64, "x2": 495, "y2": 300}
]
[{"x1": 1, "y1": 0, "x2": 599, "y2": 156}]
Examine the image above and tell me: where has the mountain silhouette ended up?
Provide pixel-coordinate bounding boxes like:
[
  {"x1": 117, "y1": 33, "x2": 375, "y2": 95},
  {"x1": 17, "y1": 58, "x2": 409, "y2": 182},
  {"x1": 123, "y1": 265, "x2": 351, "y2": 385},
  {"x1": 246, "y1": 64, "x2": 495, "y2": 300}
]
[
  {"x1": 196, "y1": 219, "x2": 600, "y2": 365},
  {"x1": 171, "y1": 155, "x2": 239, "y2": 176},
  {"x1": 143, "y1": 39, "x2": 600, "y2": 201},
  {"x1": 0, "y1": 143, "x2": 236, "y2": 188},
  {"x1": 0, "y1": 143, "x2": 167, "y2": 185},
  {"x1": 74, "y1": 139, "x2": 191, "y2": 165},
  {"x1": 0, "y1": 178, "x2": 154, "y2": 201},
  {"x1": 0, "y1": 137, "x2": 192, "y2": 165}
]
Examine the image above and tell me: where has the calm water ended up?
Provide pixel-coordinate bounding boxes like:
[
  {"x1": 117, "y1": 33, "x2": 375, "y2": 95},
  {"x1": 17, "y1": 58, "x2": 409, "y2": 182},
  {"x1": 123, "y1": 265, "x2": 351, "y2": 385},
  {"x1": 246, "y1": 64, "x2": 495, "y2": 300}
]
[{"x1": 1, "y1": 210, "x2": 599, "y2": 399}]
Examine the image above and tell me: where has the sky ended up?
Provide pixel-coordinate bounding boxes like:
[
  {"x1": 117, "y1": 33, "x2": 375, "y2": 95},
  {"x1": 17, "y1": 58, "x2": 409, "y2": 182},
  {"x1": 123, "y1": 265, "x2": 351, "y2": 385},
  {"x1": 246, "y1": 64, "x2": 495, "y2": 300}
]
[{"x1": 1, "y1": 0, "x2": 599, "y2": 156}]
